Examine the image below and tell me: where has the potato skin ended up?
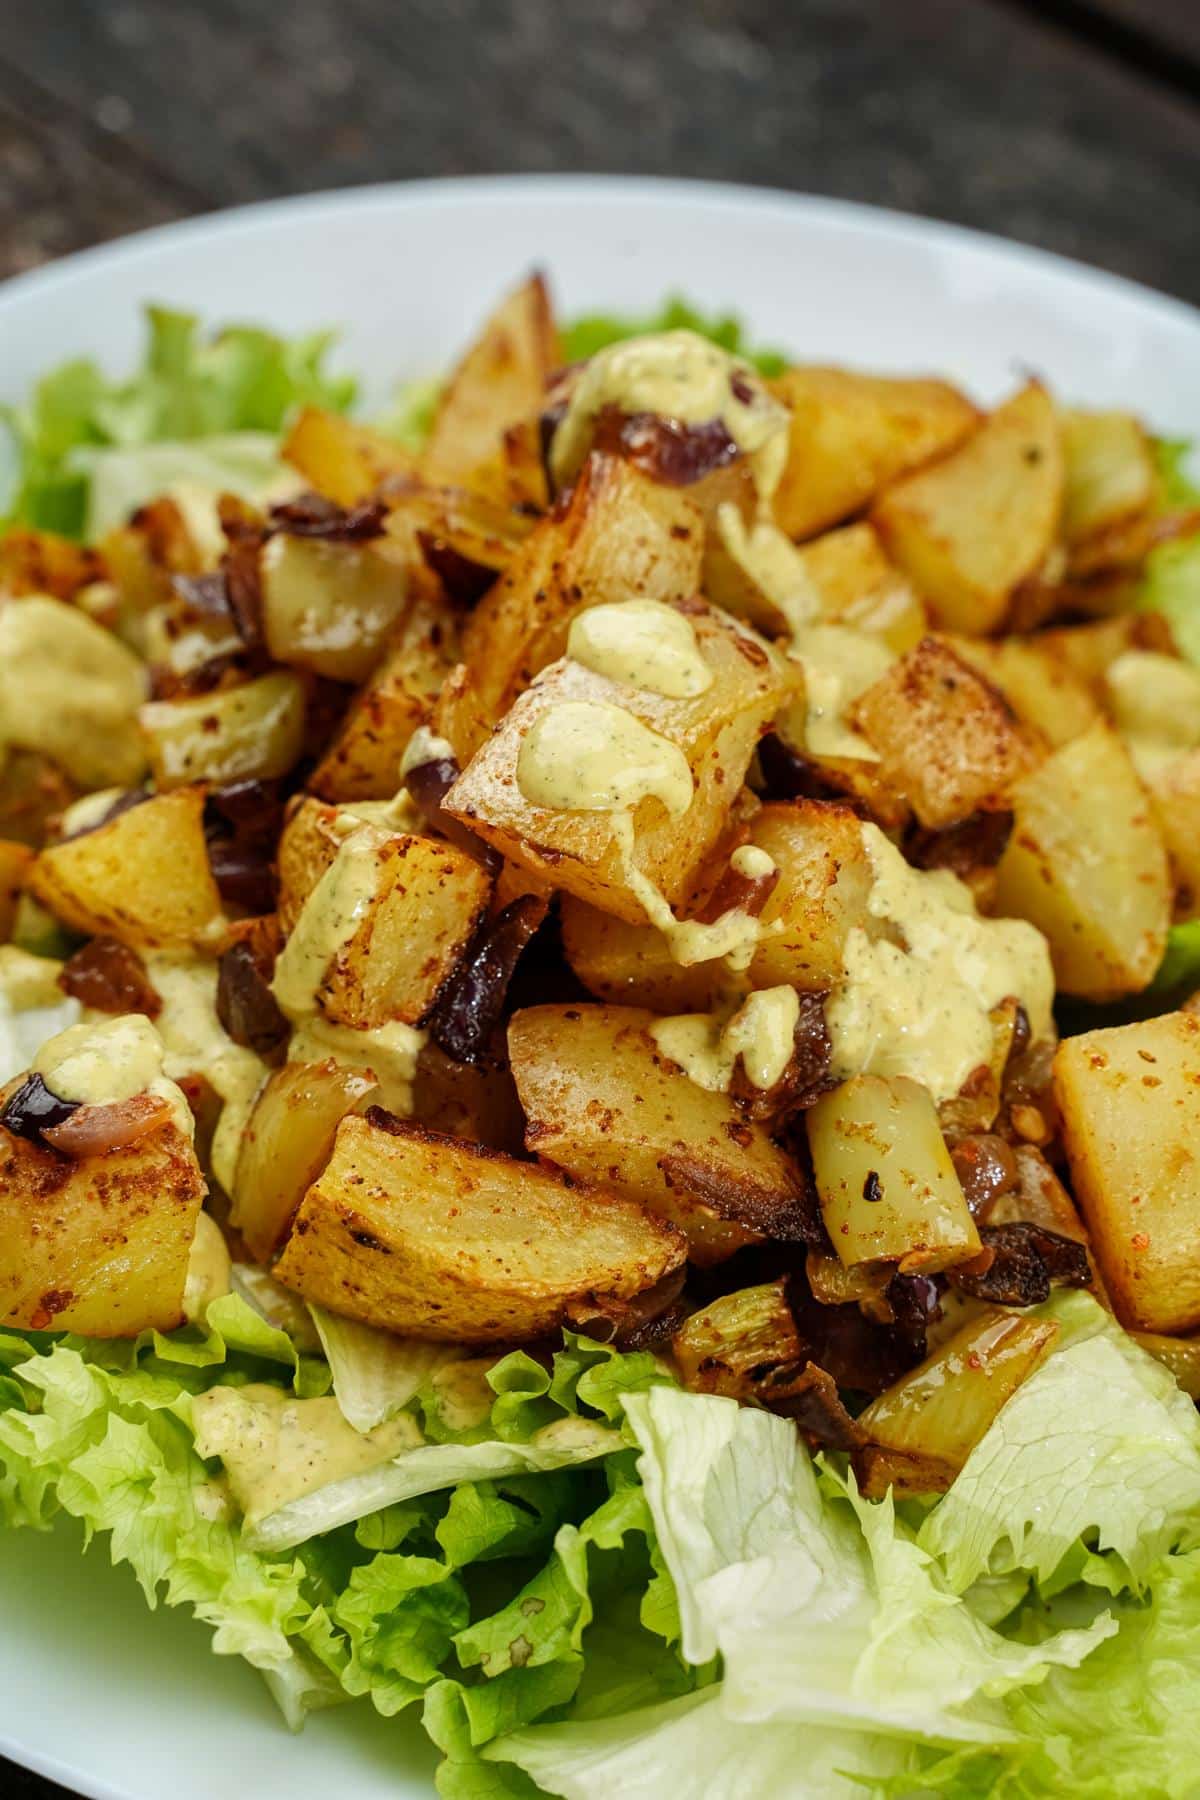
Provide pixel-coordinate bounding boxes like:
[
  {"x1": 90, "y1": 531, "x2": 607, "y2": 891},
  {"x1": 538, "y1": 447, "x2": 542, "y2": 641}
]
[
  {"x1": 273, "y1": 1112, "x2": 685, "y2": 1343},
  {"x1": 0, "y1": 1118, "x2": 205, "y2": 1336}
]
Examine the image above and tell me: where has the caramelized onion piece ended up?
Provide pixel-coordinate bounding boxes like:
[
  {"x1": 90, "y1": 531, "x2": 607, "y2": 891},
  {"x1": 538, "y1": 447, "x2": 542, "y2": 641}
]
[
  {"x1": 404, "y1": 754, "x2": 502, "y2": 875},
  {"x1": 591, "y1": 406, "x2": 741, "y2": 486},
  {"x1": 427, "y1": 895, "x2": 548, "y2": 1063},
  {"x1": 204, "y1": 779, "x2": 285, "y2": 913},
  {"x1": 948, "y1": 1222, "x2": 1091, "y2": 1307},
  {"x1": 949, "y1": 1133, "x2": 1019, "y2": 1219},
  {"x1": 567, "y1": 1265, "x2": 689, "y2": 1350},
  {"x1": 416, "y1": 532, "x2": 497, "y2": 607},
  {"x1": 767, "y1": 1361, "x2": 866, "y2": 1451},
  {"x1": 269, "y1": 491, "x2": 387, "y2": 542},
  {"x1": 731, "y1": 991, "x2": 833, "y2": 1124},
  {"x1": 59, "y1": 937, "x2": 162, "y2": 1018},
  {"x1": 216, "y1": 941, "x2": 289, "y2": 1058},
  {"x1": 0, "y1": 1073, "x2": 80, "y2": 1142},
  {"x1": 41, "y1": 1091, "x2": 173, "y2": 1157}
]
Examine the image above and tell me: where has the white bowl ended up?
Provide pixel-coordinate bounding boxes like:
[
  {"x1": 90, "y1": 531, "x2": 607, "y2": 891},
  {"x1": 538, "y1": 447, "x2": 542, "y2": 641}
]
[{"x1": 1, "y1": 175, "x2": 1197, "y2": 1800}]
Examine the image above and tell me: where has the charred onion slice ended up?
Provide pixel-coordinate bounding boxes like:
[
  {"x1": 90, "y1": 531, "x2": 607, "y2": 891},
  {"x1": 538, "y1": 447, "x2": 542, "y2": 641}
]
[
  {"x1": 41, "y1": 1091, "x2": 174, "y2": 1157},
  {"x1": 268, "y1": 491, "x2": 388, "y2": 542},
  {"x1": 427, "y1": 895, "x2": 548, "y2": 1063},
  {"x1": 948, "y1": 1221, "x2": 1091, "y2": 1306},
  {"x1": 216, "y1": 941, "x2": 289, "y2": 1058},
  {"x1": 0, "y1": 1073, "x2": 80, "y2": 1142},
  {"x1": 591, "y1": 405, "x2": 741, "y2": 486},
  {"x1": 204, "y1": 778, "x2": 285, "y2": 913},
  {"x1": 404, "y1": 753, "x2": 502, "y2": 875},
  {"x1": 59, "y1": 937, "x2": 162, "y2": 1018}
]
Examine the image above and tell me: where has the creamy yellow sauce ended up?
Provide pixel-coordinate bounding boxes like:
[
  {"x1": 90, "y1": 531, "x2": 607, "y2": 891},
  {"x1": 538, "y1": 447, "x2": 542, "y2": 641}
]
[
  {"x1": 784, "y1": 623, "x2": 895, "y2": 762},
  {"x1": 190, "y1": 1384, "x2": 422, "y2": 1526},
  {"x1": 825, "y1": 824, "x2": 1055, "y2": 1102},
  {"x1": 272, "y1": 825, "x2": 388, "y2": 1020},
  {"x1": 651, "y1": 984, "x2": 799, "y2": 1093},
  {"x1": 0, "y1": 595, "x2": 147, "y2": 790},
  {"x1": 33, "y1": 1013, "x2": 194, "y2": 1137},
  {"x1": 1105, "y1": 650, "x2": 1200, "y2": 782},
  {"x1": 516, "y1": 700, "x2": 695, "y2": 819},
  {"x1": 715, "y1": 504, "x2": 821, "y2": 634},
  {"x1": 566, "y1": 601, "x2": 713, "y2": 699},
  {"x1": 551, "y1": 329, "x2": 791, "y2": 499},
  {"x1": 183, "y1": 1211, "x2": 233, "y2": 1322},
  {"x1": 289, "y1": 1015, "x2": 425, "y2": 1114},
  {"x1": 58, "y1": 787, "x2": 133, "y2": 839},
  {"x1": 730, "y1": 844, "x2": 776, "y2": 881},
  {"x1": 147, "y1": 953, "x2": 269, "y2": 1193}
]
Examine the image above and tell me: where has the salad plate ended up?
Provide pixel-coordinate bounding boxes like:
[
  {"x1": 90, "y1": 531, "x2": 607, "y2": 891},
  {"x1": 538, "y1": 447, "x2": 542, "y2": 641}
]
[{"x1": 1, "y1": 175, "x2": 1200, "y2": 1800}]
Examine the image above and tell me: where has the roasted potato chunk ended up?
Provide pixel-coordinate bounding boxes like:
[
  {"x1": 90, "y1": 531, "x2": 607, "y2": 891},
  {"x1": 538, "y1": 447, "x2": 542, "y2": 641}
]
[
  {"x1": 747, "y1": 799, "x2": 876, "y2": 992},
  {"x1": 1055, "y1": 1013, "x2": 1200, "y2": 1334},
  {"x1": 260, "y1": 533, "x2": 412, "y2": 683},
  {"x1": 445, "y1": 601, "x2": 789, "y2": 924},
  {"x1": 139, "y1": 671, "x2": 307, "y2": 789},
  {"x1": 1061, "y1": 409, "x2": 1157, "y2": 552},
  {"x1": 949, "y1": 634, "x2": 1100, "y2": 748},
  {"x1": 273, "y1": 1111, "x2": 685, "y2": 1343},
  {"x1": 0, "y1": 595, "x2": 146, "y2": 788},
  {"x1": 770, "y1": 366, "x2": 978, "y2": 540},
  {"x1": 850, "y1": 636, "x2": 1043, "y2": 829},
  {"x1": 872, "y1": 382, "x2": 1063, "y2": 635},
  {"x1": 30, "y1": 788, "x2": 224, "y2": 950},
  {"x1": 282, "y1": 407, "x2": 419, "y2": 507},
  {"x1": 795, "y1": 521, "x2": 928, "y2": 651},
  {"x1": 0, "y1": 839, "x2": 32, "y2": 939},
  {"x1": 508, "y1": 1004, "x2": 809, "y2": 1264},
  {"x1": 994, "y1": 724, "x2": 1169, "y2": 999},
  {"x1": 559, "y1": 895, "x2": 728, "y2": 1014},
  {"x1": 0, "y1": 1116, "x2": 205, "y2": 1335}
]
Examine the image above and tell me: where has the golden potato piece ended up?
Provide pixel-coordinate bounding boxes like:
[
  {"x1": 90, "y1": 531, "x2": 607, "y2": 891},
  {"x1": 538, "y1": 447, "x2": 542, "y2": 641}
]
[
  {"x1": 445, "y1": 601, "x2": 789, "y2": 924},
  {"x1": 260, "y1": 533, "x2": 412, "y2": 684},
  {"x1": 770, "y1": 365, "x2": 978, "y2": 540},
  {"x1": 139, "y1": 670, "x2": 306, "y2": 789},
  {"x1": 1061, "y1": 409, "x2": 1157, "y2": 551},
  {"x1": 747, "y1": 798, "x2": 876, "y2": 992},
  {"x1": 0, "y1": 1116, "x2": 205, "y2": 1336},
  {"x1": 559, "y1": 895, "x2": 727, "y2": 1014},
  {"x1": 948, "y1": 634, "x2": 1100, "y2": 748},
  {"x1": 1146, "y1": 749, "x2": 1200, "y2": 915},
  {"x1": 0, "y1": 839, "x2": 32, "y2": 939},
  {"x1": 273, "y1": 1111, "x2": 685, "y2": 1343},
  {"x1": 994, "y1": 724, "x2": 1169, "y2": 999},
  {"x1": 423, "y1": 272, "x2": 559, "y2": 497},
  {"x1": 282, "y1": 406, "x2": 419, "y2": 507},
  {"x1": 1055, "y1": 1013, "x2": 1200, "y2": 1333},
  {"x1": 508, "y1": 1004, "x2": 810, "y2": 1264},
  {"x1": 871, "y1": 381, "x2": 1063, "y2": 635},
  {"x1": 30, "y1": 788, "x2": 224, "y2": 951},
  {"x1": 850, "y1": 636, "x2": 1043, "y2": 829},
  {"x1": 795, "y1": 521, "x2": 928, "y2": 651},
  {"x1": 0, "y1": 595, "x2": 146, "y2": 789},
  {"x1": 276, "y1": 797, "x2": 345, "y2": 934}
]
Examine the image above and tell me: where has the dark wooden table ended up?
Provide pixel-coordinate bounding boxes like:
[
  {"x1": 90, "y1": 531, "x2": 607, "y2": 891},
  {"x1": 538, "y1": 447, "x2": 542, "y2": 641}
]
[{"x1": 2, "y1": 1, "x2": 1197, "y2": 1795}]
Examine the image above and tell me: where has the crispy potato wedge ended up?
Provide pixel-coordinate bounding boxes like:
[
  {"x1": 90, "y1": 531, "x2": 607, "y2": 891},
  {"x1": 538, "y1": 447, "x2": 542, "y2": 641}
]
[
  {"x1": 260, "y1": 533, "x2": 412, "y2": 684},
  {"x1": 508, "y1": 1004, "x2": 809, "y2": 1264},
  {"x1": 449, "y1": 454, "x2": 704, "y2": 754},
  {"x1": 850, "y1": 636, "x2": 1043, "y2": 828},
  {"x1": 0, "y1": 595, "x2": 147, "y2": 788},
  {"x1": 747, "y1": 799, "x2": 876, "y2": 992},
  {"x1": 559, "y1": 895, "x2": 728, "y2": 1014},
  {"x1": 276, "y1": 797, "x2": 345, "y2": 934},
  {"x1": 30, "y1": 788, "x2": 224, "y2": 950},
  {"x1": 0, "y1": 839, "x2": 32, "y2": 939},
  {"x1": 139, "y1": 670, "x2": 307, "y2": 789},
  {"x1": 310, "y1": 580, "x2": 458, "y2": 802},
  {"x1": 872, "y1": 382, "x2": 1063, "y2": 635},
  {"x1": 423, "y1": 273, "x2": 559, "y2": 497},
  {"x1": 0, "y1": 528, "x2": 105, "y2": 600},
  {"x1": 282, "y1": 407, "x2": 419, "y2": 507},
  {"x1": 276, "y1": 827, "x2": 491, "y2": 1029},
  {"x1": 445, "y1": 601, "x2": 789, "y2": 924},
  {"x1": 1061, "y1": 409, "x2": 1157, "y2": 552},
  {"x1": 273, "y1": 1111, "x2": 685, "y2": 1343},
  {"x1": 770, "y1": 365, "x2": 979, "y2": 540},
  {"x1": 1146, "y1": 749, "x2": 1200, "y2": 915},
  {"x1": 807, "y1": 1074, "x2": 981, "y2": 1274},
  {"x1": 994, "y1": 724, "x2": 1169, "y2": 999},
  {"x1": 231, "y1": 1058, "x2": 379, "y2": 1263},
  {"x1": 1055, "y1": 1012, "x2": 1200, "y2": 1333},
  {"x1": 948, "y1": 634, "x2": 1100, "y2": 748},
  {"x1": 0, "y1": 1116, "x2": 205, "y2": 1335},
  {"x1": 796, "y1": 521, "x2": 928, "y2": 651}
]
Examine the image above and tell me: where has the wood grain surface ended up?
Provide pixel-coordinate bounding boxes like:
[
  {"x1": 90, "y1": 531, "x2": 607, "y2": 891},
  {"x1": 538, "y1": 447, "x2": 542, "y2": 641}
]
[{"x1": 2, "y1": 1, "x2": 1198, "y2": 1795}]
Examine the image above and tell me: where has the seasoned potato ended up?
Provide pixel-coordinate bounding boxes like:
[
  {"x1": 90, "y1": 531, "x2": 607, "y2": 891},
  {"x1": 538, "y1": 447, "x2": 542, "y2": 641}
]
[
  {"x1": 1036, "y1": 611, "x2": 1178, "y2": 691},
  {"x1": 276, "y1": 797, "x2": 344, "y2": 934},
  {"x1": 747, "y1": 799, "x2": 875, "y2": 992},
  {"x1": 850, "y1": 636, "x2": 1043, "y2": 829},
  {"x1": 231, "y1": 1059, "x2": 379, "y2": 1263},
  {"x1": 273, "y1": 1112, "x2": 685, "y2": 1343},
  {"x1": 1061, "y1": 409, "x2": 1157, "y2": 551},
  {"x1": 310, "y1": 579, "x2": 457, "y2": 802},
  {"x1": 139, "y1": 670, "x2": 307, "y2": 789},
  {"x1": 30, "y1": 788, "x2": 225, "y2": 950},
  {"x1": 0, "y1": 527, "x2": 105, "y2": 601},
  {"x1": 260, "y1": 533, "x2": 412, "y2": 683},
  {"x1": 872, "y1": 382, "x2": 1063, "y2": 635},
  {"x1": 949, "y1": 634, "x2": 1100, "y2": 748},
  {"x1": 1146, "y1": 750, "x2": 1200, "y2": 914},
  {"x1": 994, "y1": 724, "x2": 1169, "y2": 999},
  {"x1": 0, "y1": 1116, "x2": 205, "y2": 1335},
  {"x1": 0, "y1": 839, "x2": 32, "y2": 939},
  {"x1": 1055, "y1": 1013, "x2": 1200, "y2": 1334},
  {"x1": 282, "y1": 406, "x2": 419, "y2": 507},
  {"x1": 795, "y1": 521, "x2": 928, "y2": 651},
  {"x1": 423, "y1": 273, "x2": 559, "y2": 497},
  {"x1": 409, "y1": 1044, "x2": 525, "y2": 1155},
  {"x1": 806, "y1": 1074, "x2": 981, "y2": 1273},
  {"x1": 559, "y1": 895, "x2": 728, "y2": 1014},
  {"x1": 275, "y1": 827, "x2": 491, "y2": 1029},
  {"x1": 449, "y1": 454, "x2": 703, "y2": 753},
  {"x1": 0, "y1": 595, "x2": 147, "y2": 788},
  {"x1": 445, "y1": 602, "x2": 789, "y2": 924},
  {"x1": 508, "y1": 1004, "x2": 809, "y2": 1264},
  {"x1": 770, "y1": 366, "x2": 979, "y2": 540}
]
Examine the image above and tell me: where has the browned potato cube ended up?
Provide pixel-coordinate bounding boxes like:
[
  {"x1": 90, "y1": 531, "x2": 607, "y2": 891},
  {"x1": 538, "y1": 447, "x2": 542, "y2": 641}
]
[
  {"x1": 769, "y1": 366, "x2": 978, "y2": 541},
  {"x1": 282, "y1": 406, "x2": 419, "y2": 507},
  {"x1": 559, "y1": 895, "x2": 728, "y2": 1014},
  {"x1": 1055, "y1": 1013, "x2": 1200, "y2": 1333},
  {"x1": 445, "y1": 602, "x2": 789, "y2": 924},
  {"x1": 276, "y1": 797, "x2": 344, "y2": 934},
  {"x1": 1036, "y1": 612, "x2": 1179, "y2": 691},
  {"x1": 0, "y1": 1117, "x2": 205, "y2": 1335},
  {"x1": 747, "y1": 799, "x2": 875, "y2": 992},
  {"x1": 994, "y1": 724, "x2": 1169, "y2": 999},
  {"x1": 259, "y1": 533, "x2": 413, "y2": 683},
  {"x1": 850, "y1": 636, "x2": 1043, "y2": 829},
  {"x1": 795, "y1": 521, "x2": 928, "y2": 651},
  {"x1": 1147, "y1": 750, "x2": 1200, "y2": 914},
  {"x1": 139, "y1": 670, "x2": 307, "y2": 789},
  {"x1": 30, "y1": 788, "x2": 224, "y2": 950},
  {"x1": 508, "y1": 1004, "x2": 809, "y2": 1264},
  {"x1": 231, "y1": 1058, "x2": 379, "y2": 1263},
  {"x1": 275, "y1": 828, "x2": 491, "y2": 1029},
  {"x1": 272, "y1": 1112, "x2": 685, "y2": 1343},
  {"x1": 1061, "y1": 409, "x2": 1157, "y2": 550},
  {"x1": 872, "y1": 382, "x2": 1063, "y2": 635},
  {"x1": 423, "y1": 273, "x2": 560, "y2": 498},
  {"x1": 0, "y1": 839, "x2": 32, "y2": 939},
  {"x1": 948, "y1": 635, "x2": 1100, "y2": 748}
]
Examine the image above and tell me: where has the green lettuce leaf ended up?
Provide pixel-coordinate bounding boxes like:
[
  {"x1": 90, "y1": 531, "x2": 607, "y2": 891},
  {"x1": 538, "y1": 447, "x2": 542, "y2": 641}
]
[
  {"x1": 1155, "y1": 437, "x2": 1200, "y2": 509},
  {"x1": 559, "y1": 296, "x2": 789, "y2": 376},
  {"x1": 2, "y1": 305, "x2": 355, "y2": 538},
  {"x1": 918, "y1": 1293, "x2": 1200, "y2": 1594},
  {"x1": 310, "y1": 1304, "x2": 462, "y2": 1433},
  {"x1": 83, "y1": 431, "x2": 287, "y2": 539},
  {"x1": 1139, "y1": 529, "x2": 1200, "y2": 665},
  {"x1": 1151, "y1": 918, "x2": 1200, "y2": 996}
]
